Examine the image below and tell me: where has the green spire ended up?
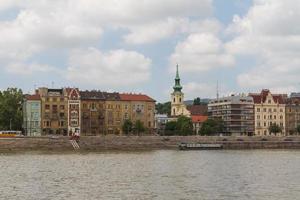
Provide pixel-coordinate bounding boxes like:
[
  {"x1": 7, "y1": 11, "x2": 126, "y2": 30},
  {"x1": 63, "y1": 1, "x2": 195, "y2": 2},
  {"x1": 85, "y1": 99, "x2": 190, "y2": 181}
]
[{"x1": 173, "y1": 64, "x2": 182, "y2": 92}]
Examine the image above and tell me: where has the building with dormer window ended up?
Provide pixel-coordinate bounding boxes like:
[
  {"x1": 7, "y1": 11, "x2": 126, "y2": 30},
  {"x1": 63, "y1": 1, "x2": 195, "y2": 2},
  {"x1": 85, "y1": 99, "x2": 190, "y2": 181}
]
[{"x1": 249, "y1": 89, "x2": 287, "y2": 136}]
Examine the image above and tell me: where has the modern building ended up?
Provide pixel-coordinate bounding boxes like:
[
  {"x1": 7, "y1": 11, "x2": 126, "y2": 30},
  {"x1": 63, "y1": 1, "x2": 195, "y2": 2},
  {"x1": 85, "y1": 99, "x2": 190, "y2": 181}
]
[
  {"x1": 170, "y1": 65, "x2": 190, "y2": 117},
  {"x1": 208, "y1": 95, "x2": 254, "y2": 136},
  {"x1": 285, "y1": 96, "x2": 300, "y2": 135},
  {"x1": 23, "y1": 94, "x2": 42, "y2": 136},
  {"x1": 249, "y1": 89, "x2": 287, "y2": 136}
]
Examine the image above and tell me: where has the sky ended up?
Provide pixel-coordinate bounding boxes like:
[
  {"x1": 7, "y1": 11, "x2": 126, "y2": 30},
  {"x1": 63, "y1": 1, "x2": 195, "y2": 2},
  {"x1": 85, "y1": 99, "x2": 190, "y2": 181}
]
[{"x1": 1, "y1": 0, "x2": 300, "y2": 103}]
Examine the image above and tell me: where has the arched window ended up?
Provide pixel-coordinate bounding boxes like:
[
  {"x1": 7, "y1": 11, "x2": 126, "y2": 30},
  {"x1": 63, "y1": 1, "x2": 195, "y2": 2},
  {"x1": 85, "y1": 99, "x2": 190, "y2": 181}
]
[
  {"x1": 173, "y1": 108, "x2": 175, "y2": 115},
  {"x1": 179, "y1": 98, "x2": 181, "y2": 102},
  {"x1": 173, "y1": 98, "x2": 175, "y2": 103}
]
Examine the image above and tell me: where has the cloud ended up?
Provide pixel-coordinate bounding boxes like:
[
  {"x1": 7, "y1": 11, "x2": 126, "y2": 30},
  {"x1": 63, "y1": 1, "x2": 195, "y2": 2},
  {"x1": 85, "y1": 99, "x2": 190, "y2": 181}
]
[
  {"x1": 226, "y1": 0, "x2": 300, "y2": 92},
  {"x1": 66, "y1": 48, "x2": 151, "y2": 87},
  {"x1": 5, "y1": 62, "x2": 59, "y2": 75},
  {"x1": 170, "y1": 33, "x2": 235, "y2": 72},
  {"x1": 183, "y1": 82, "x2": 218, "y2": 99},
  {"x1": 124, "y1": 18, "x2": 221, "y2": 44}
]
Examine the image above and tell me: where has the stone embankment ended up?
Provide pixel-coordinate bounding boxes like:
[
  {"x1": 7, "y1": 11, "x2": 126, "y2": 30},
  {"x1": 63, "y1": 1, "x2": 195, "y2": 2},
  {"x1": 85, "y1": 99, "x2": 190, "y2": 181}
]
[{"x1": 1, "y1": 136, "x2": 300, "y2": 152}]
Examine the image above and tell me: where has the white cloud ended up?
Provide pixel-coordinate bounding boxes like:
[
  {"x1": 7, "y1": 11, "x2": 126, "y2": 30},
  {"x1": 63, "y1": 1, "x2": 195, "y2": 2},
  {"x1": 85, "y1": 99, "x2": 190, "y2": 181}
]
[
  {"x1": 124, "y1": 18, "x2": 221, "y2": 44},
  {"x1": 183, "y1": 82, "x2": 218, "y2": 99},
  {"x1": 66, "y1": 48, "x2": 151, "y2": 87},
  {"x1": 226, "y1": 0, "x2": 300, "y2": 92},
  {"x1": 5, "y1": 62, "x2": 59, "y2": 75},
  {"x1": 170, "y1": 33, "x2": 235, "y2": 72}
]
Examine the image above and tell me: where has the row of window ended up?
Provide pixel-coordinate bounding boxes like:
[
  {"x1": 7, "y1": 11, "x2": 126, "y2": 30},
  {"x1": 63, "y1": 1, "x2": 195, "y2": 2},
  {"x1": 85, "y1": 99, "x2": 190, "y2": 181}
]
[
  {"x1": 257, "y1": 122, "x2": 284, "y2": 127},
  {"x1": 257, "y1": 108, "x2": 284, "y2": 112},
  {"x1": 257, "y1": 115, "x2": 283, "y2": 120}
]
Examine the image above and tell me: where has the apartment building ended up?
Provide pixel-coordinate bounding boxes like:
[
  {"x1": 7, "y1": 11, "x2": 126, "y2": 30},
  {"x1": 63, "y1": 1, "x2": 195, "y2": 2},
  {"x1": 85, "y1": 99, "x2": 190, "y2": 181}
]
[
  {"x1": 208, "y1": 95, "x2": 254, "y2": 136},
  {"x1": 249, "y1": 89, "x2": 287, "y2": 136}
]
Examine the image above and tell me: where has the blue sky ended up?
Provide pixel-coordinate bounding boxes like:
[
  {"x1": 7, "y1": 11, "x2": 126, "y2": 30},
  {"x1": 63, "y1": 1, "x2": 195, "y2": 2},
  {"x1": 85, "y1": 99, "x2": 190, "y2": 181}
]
[{"x1": 1, "y1": 0, "x2": 300, "y2": 102}]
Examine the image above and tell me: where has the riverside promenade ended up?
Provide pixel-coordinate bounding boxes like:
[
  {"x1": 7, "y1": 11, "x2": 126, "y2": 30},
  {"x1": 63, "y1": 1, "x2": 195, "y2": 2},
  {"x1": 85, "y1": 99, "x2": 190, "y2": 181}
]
[{"x1": 1, "y1": 136, "x2": 300, "y2": 152}]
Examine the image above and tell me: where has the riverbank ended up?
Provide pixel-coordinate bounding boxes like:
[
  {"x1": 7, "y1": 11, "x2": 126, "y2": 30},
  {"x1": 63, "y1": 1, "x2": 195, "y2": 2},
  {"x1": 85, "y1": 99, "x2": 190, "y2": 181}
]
[{"x1": 1, "y1": 136, "x2": 300, "y2": 152}]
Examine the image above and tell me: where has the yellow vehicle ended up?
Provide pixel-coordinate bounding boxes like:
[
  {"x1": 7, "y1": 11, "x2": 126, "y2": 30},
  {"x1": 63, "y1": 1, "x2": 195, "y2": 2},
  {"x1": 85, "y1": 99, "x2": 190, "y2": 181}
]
[{"x1": 0, "y1": 131, "x2": 21, "y2": 137}]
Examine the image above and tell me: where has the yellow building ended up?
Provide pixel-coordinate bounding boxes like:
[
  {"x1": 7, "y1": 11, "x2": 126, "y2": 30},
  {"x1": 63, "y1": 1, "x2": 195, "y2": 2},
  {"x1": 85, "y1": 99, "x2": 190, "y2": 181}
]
[
  {"x1": 249, "y1": 89, "x2": 287, "y2": 136},
  {"x1": 120, "y1": 93, "x2": 156, "y2": 134}
]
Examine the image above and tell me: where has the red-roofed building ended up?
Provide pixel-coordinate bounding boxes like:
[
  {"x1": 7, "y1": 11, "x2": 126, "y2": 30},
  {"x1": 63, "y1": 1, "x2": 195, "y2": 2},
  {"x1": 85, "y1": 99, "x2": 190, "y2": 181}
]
[
  {"x1": 191, "y1": 115, "x2": 208, "y2": 134},
  {"x1": 119, "y1": 93, "x2": 156, "y2": 133},
  {"x1": 249, "y1": 89, "x2": 287, "y2": 136}
]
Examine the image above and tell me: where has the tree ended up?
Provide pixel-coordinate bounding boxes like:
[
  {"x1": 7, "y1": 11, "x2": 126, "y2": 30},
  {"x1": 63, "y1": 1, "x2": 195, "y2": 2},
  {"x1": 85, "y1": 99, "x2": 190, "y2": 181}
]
[
  {"x1": 122, "y1": 119, "x2": 133, "y2": 135},
  {"x1": 156, "y1": 102, "x2": 171, "y2": 116},
  {"x1": 0, "y1": 88, "x2": 23, "y2": 131},
  {"x1": 164, "y1": 116, "x2": 193, "y2": 136},
  {"x1": 200, "y1": 119, "x2": 224, "y2": 136},
  {"x1": 176, "y1": 116, "x2": 193, "y2": 135},
  {"x1": 193, "y1": 97, "x2": 201, "y2": 105},
  {"x1": 268, "y1": 124, "x2": 282, "y2": 135},
  {"x1": 134, "y1": 120, "x2": 145, "y2": 135},
  {"x1": 297, "y1": 125, "x2": 300, "y2": 135}
]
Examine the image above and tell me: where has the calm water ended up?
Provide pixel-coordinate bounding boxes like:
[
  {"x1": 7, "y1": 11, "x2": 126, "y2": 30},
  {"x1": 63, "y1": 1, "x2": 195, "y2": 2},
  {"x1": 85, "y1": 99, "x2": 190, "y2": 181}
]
[{"x1": 0, "y1": 150, "x2": 299, "y2": 200}]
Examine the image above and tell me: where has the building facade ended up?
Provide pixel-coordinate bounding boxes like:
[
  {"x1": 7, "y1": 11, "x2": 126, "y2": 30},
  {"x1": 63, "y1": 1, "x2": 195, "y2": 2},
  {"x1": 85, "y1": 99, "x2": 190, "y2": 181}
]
[
  {"x1": 38, "y1": 88, "x2": 68, "y2": 135},
  {"x1": 171, "y1": 65, "x2": 190, "y2": 117},
  {"x1": 208, "y1": 95, "x2": 254, "y2": 136},
  {"x1": 285, "y1": 96, "x2": 300, "y2": 135},
  {"x1": 23, "y1": 94, "x2": 42, "y2": 136},
  {"x1": 67, "y1": 88, "x2": 81, "y2": 135},
  {"x1": 249, "y1": 89, "x2": 287, "y2": 136}
]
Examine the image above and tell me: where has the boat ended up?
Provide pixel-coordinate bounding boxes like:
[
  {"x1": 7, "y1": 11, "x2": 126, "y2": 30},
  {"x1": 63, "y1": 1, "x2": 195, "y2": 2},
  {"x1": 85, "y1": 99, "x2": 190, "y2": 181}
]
[{"x1": 178, "y1": 143, "x2": 223, "y2": 150}]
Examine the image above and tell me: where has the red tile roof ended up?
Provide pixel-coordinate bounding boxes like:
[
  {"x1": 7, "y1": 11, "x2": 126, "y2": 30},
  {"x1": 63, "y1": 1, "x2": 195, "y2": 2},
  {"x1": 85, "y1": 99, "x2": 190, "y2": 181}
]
[
  {"x1": 25, "y1": 94, "x2": 41, "y2": 101},
  {"x1": 186, "y1": 105, "x2": 208, "y2": 115},
  {"x1": 191, "y1": 115, "x2": 208, "y2": 123},
  {"x1": 119, "y1": 94, "x2": 155, "y2": 102},
  {"x1": 249, "y1": 89, "x2": 287, "y2": 104}
]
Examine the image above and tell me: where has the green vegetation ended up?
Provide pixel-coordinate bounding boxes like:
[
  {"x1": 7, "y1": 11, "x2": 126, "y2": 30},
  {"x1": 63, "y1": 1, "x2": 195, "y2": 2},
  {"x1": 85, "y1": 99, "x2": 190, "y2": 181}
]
[
  {"x1": 156, "y1": 102, "x2": 171, "y2": 115},
  {"x1": 164, "y1": 116, "x2": 193, "y2": 135},
  {"x1": 122, "y1": 119, "x2": 133, "y2": 135},
  {"x1": 134, "y1": 120, "x2": 146, "y2": 135},
  {"x1": 268, "y1": 124, "x2": 282, "y2": 135},
  {"x1": 200, "y1": 118, "x2": 224, "y2": 136},
  {"x1": 193, "y1": 97, "x2": 201, "y2": 105},
  {"x1": 0, "y1": 88, "x2": 23, "y2": 131}
]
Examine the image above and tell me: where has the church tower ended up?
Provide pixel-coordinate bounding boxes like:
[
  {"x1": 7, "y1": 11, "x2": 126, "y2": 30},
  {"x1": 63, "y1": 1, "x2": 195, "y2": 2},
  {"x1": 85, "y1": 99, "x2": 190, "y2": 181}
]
[{"x1": 171, "y1": 64, "x2": 190, "y2": 117}]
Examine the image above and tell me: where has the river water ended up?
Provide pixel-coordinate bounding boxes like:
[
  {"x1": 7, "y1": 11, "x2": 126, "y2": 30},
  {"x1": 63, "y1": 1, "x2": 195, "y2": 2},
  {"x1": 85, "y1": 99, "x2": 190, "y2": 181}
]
[{"x1": 0, "y1": 150, "x2": 299, "y2": 200}]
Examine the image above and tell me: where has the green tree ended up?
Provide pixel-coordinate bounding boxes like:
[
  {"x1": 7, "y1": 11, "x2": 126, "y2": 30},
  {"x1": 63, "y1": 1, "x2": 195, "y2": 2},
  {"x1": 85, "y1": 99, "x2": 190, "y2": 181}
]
[
  {"x1": 0, "y1": 88, "x2": 23, "y2": 131},
  {"x1": 134, "y1": 120, "x2": 145, "y2": 135},
  {"x1": 200, "y1": 118, "x2": 224, "y2": 136},
  {"x1": 122, "y1": 119, "x2": 133, "y2": 135},
  {"x1": 193, "y1": 97, "x2": 201, "y2": 105},
  {"x1": 296, "y1": 125, "x2": 300, "y2": 135},
  {"x1": 176, "y1": 116, "x2": 193, "y2": 135},
  {"x1": 268, "y1": 124, "x2": 282, "y2": 135},
  {"x1": 164, "y1": 121, "x2": 177, "y2": 135},
  {"x1": 156, "y1": 102, "x2": 171, "y2": 116}
]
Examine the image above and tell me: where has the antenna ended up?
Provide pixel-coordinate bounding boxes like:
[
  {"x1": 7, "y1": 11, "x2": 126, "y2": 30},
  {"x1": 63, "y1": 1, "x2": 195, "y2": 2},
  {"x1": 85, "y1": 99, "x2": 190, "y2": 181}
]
[{"x1": 217, "y1": 80, "x2": 219, "y2": 100}]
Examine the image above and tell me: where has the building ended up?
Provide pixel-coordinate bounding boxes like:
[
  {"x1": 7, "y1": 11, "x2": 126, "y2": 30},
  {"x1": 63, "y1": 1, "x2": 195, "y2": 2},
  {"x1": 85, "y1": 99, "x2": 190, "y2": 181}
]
[
  {"x1": 104, "y1": 92, "x2": 122, "y2": 135},
  {"x1": 170, "y1": 65, "x2": 190, "y2": 117},
  {"x1": 208, "y1": 95, "x2": 254, "y2": 136},
  {"x1": 38, "y1": 88, "x2": 68, "y2": 135},
  {"x1": 285, "y1": 96, "x2": 300, "y2": 135},
  {"x1": 23, "y1": 94, "x2": 42, "y2": 136},
  {"x1": 249, "y1": 89, "x2": 287, "y2": 136},
  {"x1": 120, "y1": 93, "x2": 156, "y2": 134},
  {"x1": 192, "y1": 115, "x2": 208, "y2": 135},
  {"x1": 80, "y1": 90, "x2": 106, "y2": 136},
  {"x1": 66, "y1": 88, "x2": 81, "y2": 135}
]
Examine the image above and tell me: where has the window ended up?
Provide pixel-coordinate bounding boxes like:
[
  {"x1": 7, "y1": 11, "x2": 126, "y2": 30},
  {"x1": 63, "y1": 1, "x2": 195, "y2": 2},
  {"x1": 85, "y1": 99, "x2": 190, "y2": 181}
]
[
  {"x1": 179, "y1": 98, "x2": 181, "y2": 102},
  {"x1": 59, "y1": 113, "x2": 65, "y2": 118},
  {"x1": 268, "y1": 108, "x2": 272, "y2": 112},
  {"x1": 257, "y1": 115, "x2": 260, "y2": 119},
  {"x1": 60, "y1": 121, "x2": 64, "y2": 127},
  {"x1": 264, "y1": 122, "x2": 266, "y2": 127},
  {"x1": 52, "y1": 105, "x2": 58, "y2": 113},
  {"x1": 268, "y1": 100, "x2": 271, "y2": 103},
  {"x1": 125, "y1": 105, "x2": 128, "y2": 109},
  {"x1": 273, "y1": 109, "x2": 277, "y2": 112},
  {"x1": 280, "y1": 115, "x2": 283, "y2": 119},
  {"x1": 45, "y1": 104, "x2": 50, "y2": 110},
  {"x1": 280, "y1": 108, "x2": 283, "y2": 112},
  {"x1": 257, "y1": 108, "x2": 260, "y2": 112},
  {"x1": 263, "y1": 108, "x2": 266, "y2": 112},
  {"x1": 60, "y1": 105, "x2": 65, "y2": 110},
  {"x1": 173, "y1": 98, "x2": 175, "y2": 103}
]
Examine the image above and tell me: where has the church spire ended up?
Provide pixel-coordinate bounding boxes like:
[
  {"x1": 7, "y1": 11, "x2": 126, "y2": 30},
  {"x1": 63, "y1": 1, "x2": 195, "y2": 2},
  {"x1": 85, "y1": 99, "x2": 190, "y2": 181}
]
[{"x1": 173, "y1": 64, "x2": 182, "y2": 92}]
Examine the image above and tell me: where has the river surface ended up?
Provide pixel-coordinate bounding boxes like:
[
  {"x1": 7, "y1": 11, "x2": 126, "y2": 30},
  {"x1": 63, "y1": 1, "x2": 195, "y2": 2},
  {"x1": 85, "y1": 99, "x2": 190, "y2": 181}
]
[{"x1": 0, "y1": 150, "x2": 299, "y2": 200}]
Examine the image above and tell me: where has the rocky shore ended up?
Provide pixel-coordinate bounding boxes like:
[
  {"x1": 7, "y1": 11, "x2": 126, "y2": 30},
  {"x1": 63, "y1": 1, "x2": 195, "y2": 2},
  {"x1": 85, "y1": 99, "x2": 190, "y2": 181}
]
[{"x1": 1, "y1": 136, "x2": 300, "y2": 152}]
